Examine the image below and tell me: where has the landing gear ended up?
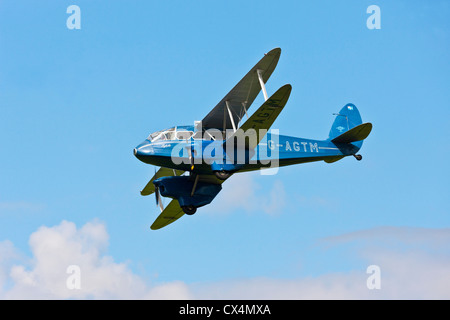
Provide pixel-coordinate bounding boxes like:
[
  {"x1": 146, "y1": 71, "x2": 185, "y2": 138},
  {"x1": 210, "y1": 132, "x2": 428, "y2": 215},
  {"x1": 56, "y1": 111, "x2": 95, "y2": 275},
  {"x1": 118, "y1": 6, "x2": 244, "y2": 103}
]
[
  {"x1": 214, "y1": 170, "x2": 231, "y2": 180},
  {"x1": 353, "y1": 154, "x2": 362, "y2": 161},
  {"x1": 182, "y1": 205, "x2": 197, "y2": 215}
]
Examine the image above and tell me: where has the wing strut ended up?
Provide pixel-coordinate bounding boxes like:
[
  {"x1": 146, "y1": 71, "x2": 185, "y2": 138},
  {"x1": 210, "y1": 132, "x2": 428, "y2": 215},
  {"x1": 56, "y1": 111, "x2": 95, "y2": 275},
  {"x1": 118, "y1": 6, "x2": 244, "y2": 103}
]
[
  {"x1": 242, "y1": 102, "x2": 249, "y2": 119},
  {"x1": 225, "y1": 101, "x2": 237, "y2": 132},
  {"x1": 190, "y1": 174, "x2": 200, "y2": 196},
  {"x1": 238, "y1": 101, "x2": 250, "y2": 127},
  {"x1": 225, "y1": 84, "x2": 292, "y2": 149},
  {"x1": 257, "y1": 69, "x2": 269, "y2": 101},
  {"x1": 202, "y1": 48, "x2": 281, "y2": 131}
]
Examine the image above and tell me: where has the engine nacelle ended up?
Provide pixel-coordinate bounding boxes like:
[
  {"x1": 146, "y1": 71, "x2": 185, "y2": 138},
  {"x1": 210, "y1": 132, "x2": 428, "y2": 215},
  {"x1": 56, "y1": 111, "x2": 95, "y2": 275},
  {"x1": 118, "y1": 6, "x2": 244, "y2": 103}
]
[{"x1": 153, "y1": 176, "x2": 222, "y2": 208}]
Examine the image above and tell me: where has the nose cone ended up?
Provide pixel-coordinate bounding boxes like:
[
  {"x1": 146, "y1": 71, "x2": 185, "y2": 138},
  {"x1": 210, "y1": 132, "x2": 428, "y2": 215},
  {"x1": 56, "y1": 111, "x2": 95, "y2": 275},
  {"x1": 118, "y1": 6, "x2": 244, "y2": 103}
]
[{"x1": 134, "y1": 141, "x2": 153, "y2": 162}]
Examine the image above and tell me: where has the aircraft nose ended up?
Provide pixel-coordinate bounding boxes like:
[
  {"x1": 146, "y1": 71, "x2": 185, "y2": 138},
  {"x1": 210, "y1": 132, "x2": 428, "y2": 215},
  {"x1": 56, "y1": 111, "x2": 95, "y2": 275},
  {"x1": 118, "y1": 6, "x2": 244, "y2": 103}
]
[{"x1": 133, "y1": 141, "x2": 152, "y2": 161}]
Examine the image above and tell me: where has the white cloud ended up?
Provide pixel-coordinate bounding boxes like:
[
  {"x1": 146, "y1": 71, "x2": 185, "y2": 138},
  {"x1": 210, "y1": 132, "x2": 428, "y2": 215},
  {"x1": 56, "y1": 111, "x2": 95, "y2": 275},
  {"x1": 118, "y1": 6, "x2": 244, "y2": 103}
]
[
  {"x1": 322, "y1": 226, "x2": 450, "y2": 247},
  {"x1": 0, "y1": 202, "x2": 45, "y2": 214},
  {"x1": 190, "y1": 226, "x2": 450, "y2": 299},
  {"x1": 190, "y1": 274, "x2": 371, "y2": 300},
  {"x1": 0, "y1": 220, "x2": 191, "y2": 299},
  {"x1": 320, "y1": 226, "x2": 450, "y2": 299},
  {"x1": 261, "y1": 179, "x2": 286, "y2": 216},
  {"x1": 0, "y1": 240, "x2": 19, "y2": 293},
  {"x1": 190, "y1": 252, "x2": 450, "y2": 299},
  {"x1": 207, "y1": 172, "x2": 286, "y2": 215},
  {"x1": 1, "y1": 221, "x2": 449, "y2": 299}
]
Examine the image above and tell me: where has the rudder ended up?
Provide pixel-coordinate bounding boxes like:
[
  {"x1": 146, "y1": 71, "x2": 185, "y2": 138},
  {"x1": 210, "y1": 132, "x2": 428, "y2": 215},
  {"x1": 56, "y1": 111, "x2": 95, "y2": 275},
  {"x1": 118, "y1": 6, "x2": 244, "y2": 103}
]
[{"x1": 328, "y1": 103, "x2": 363, "y2": 140}]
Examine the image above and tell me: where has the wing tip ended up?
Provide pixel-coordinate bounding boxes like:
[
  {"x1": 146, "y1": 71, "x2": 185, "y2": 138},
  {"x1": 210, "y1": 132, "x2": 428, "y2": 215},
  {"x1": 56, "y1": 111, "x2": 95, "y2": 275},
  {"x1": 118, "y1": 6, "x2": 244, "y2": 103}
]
[
  {"x1": 275, "y1": 84, "x2": 292, "y2": 97},
  {"x1": 282, "y1": 83, "x2": 292, "y2": 91},
  {"x1": 266, "y1": 47, "x2": 281, "y2": 57}
]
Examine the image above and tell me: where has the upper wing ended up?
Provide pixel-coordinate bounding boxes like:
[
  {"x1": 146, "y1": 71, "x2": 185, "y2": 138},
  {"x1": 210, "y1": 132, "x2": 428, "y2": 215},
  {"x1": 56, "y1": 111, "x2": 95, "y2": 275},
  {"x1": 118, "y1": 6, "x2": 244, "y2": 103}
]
[
  {"x1": 226, "y1": 84, "x2": 292, "y2": 149},
  {"x1": 201, "y1": 48, "x2": 281, "y2": 131},
  {"x1": 141, "y1": 167, "x2": 184, "y2": 196}
]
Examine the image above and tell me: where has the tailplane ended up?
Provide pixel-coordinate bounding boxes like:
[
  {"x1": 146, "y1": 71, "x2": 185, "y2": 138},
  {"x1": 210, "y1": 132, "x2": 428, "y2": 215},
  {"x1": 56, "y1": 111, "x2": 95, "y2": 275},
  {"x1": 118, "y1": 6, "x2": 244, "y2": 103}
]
[{"x1": 331, "y1": 123, "x2": 372, "y2": 144}]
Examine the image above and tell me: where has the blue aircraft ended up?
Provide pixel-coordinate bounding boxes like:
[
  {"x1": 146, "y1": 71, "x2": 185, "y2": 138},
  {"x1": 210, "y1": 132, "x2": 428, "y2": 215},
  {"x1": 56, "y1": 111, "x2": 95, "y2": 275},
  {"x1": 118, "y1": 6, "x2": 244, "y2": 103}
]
[{"x1": 134, "y1": 48, "x2": 372, "y2": 230}]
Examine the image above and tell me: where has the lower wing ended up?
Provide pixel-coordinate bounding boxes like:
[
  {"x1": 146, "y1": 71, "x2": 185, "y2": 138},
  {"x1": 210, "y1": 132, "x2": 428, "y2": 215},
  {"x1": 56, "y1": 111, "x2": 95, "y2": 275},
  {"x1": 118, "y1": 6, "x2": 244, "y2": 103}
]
[{"x1": 150, "y1": 199, "x2": 185, "y2": 230}]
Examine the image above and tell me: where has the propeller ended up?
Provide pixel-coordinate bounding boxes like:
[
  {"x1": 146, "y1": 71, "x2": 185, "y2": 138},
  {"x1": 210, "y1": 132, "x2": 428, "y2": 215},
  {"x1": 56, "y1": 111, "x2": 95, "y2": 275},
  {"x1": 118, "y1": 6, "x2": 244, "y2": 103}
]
[
  {"x1": 186, "y1": 138, "x2": 195, "y2": 171},
  {"x1": 153, "y1": 167, "x2": 164, "y2": 212},
  {"x1": 155, "y1": 185, "x2": 164, "y2": 212}
]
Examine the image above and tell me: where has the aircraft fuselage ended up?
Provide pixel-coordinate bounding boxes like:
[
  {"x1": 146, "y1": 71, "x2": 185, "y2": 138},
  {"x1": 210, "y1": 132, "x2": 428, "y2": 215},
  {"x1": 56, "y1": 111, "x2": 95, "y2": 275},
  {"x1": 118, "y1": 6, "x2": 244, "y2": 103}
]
[{"x1": 134, "y1": 130, "x2": 361, "y2": 174}]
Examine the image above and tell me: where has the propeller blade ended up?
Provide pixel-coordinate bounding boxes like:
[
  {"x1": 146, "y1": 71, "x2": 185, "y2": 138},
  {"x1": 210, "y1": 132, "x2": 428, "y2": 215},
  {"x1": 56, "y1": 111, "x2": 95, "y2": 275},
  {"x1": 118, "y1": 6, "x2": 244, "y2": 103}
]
[
  {"x1": 186, "y1": 138, "x2": 194, "y2": 171},
  {"x1": 190, "y1": 149, "x2": 194, "y2": 171},
  {"x1": 155, "y1": 186, "x2": 164, "y2": 212}
]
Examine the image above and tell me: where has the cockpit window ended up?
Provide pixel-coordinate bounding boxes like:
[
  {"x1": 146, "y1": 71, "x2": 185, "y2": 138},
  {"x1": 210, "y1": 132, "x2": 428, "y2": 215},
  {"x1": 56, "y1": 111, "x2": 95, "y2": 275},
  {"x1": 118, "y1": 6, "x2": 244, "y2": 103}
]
[
  {"x1": 148, "y1": 130, "x2": 164, "y2": 141},
  {"x1": 148, "y1": 127, "x2": 194, "y2": 142}
]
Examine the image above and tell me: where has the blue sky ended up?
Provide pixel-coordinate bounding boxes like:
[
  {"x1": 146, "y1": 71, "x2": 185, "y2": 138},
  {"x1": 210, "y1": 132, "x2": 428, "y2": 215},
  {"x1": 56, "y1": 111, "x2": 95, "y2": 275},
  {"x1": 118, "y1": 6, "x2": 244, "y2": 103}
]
[{"x1": 0, "y1": 0, "x2": 449, "y2": 298}]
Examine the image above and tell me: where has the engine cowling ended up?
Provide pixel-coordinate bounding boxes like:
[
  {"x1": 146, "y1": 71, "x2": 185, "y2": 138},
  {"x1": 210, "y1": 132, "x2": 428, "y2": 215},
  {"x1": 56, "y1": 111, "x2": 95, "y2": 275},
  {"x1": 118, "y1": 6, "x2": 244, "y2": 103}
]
[{"x1": 153, "y1": 176, "x2": 222, "y2": 208}]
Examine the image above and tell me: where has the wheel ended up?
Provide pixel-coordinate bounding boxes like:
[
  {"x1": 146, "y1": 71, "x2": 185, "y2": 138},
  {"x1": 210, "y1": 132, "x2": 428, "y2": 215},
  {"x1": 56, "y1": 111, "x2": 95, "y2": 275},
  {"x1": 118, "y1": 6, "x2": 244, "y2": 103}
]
[
  {"x1": 354, "y1": 154, "x2": 362, "y2": 161},
  {"x1": 214, "y1": 170, "x2": 231, "y2": 180},
  {"x1": 182, "y1": 205, "x2": 197, "y2": 215}
]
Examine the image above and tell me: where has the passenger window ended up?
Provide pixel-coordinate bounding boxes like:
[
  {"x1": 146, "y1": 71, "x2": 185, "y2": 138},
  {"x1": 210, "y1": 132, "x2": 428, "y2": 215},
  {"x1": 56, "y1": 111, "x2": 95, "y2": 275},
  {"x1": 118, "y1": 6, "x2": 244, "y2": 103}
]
[{"x1": 176, "y1": 131, "x2": 193, "y2": 140}]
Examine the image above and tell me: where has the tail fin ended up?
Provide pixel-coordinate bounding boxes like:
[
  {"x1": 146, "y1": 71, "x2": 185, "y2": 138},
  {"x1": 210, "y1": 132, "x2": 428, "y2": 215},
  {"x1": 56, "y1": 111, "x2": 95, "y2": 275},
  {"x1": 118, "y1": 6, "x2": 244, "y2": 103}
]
[
  {"x1": 328, "y1": 103, "x2": 372, "y2": 148},
  {"x1": 328, "y1": 103, "x2": 363, "y2": 140}
]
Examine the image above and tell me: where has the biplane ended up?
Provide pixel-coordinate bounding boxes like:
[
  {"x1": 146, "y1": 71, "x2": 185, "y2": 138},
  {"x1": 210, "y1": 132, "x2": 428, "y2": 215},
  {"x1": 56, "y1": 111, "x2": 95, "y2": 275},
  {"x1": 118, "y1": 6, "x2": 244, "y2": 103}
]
[{"x1": 134, "y1": 48, "x2": 372, "y2": 230}]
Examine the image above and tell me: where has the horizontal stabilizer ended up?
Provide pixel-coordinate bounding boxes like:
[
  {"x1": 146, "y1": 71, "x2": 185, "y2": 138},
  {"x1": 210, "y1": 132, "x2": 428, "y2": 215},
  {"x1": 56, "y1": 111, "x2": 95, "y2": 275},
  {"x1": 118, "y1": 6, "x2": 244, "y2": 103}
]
[{"x1": 331, "y1": 122, "x2": 372, "y2": 144}]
